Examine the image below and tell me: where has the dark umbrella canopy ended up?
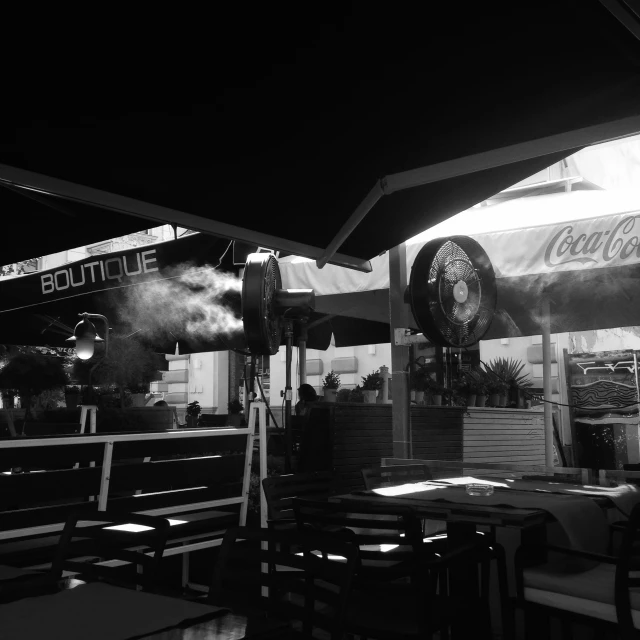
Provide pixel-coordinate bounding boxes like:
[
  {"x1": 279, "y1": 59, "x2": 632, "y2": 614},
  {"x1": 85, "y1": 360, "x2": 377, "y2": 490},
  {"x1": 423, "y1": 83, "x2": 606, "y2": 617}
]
[{"x1": 0, "y1": 2, "x2": 638, "y2": 269}]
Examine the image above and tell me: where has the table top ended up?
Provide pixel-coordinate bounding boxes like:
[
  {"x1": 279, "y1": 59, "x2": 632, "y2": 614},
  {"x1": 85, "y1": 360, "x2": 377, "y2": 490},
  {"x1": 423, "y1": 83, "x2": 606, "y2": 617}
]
[{"x1": 334, "y1": 475, "x2": 638, "y2": 541}]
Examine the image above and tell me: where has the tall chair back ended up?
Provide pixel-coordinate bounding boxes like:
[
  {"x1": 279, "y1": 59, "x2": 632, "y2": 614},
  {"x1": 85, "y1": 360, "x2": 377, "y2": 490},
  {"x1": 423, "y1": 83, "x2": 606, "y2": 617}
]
[
  {"x1": 209, "y1": 526, "x2": 358, "y2": 640},
  {"x1": 262, "y1": 471, "x2": 332, "y2": 528},
  {"x1": 293, "y1": 498, "x2": 430, "y2": 582},
  {"x1": 50, "y1": 511, "x2": 171, "y2": 591}
]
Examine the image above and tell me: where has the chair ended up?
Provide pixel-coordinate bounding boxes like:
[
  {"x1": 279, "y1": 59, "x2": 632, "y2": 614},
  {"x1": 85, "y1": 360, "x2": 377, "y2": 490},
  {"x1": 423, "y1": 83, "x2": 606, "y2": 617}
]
[
  {"x1": 50, "y1": 511, "x2": 171, "y2": 592},
  {"x1": 514, "y1": 502, "x2": 640, "y2": 639},
  {"x1": 294, "y1": 498, "x2": 509, "y2": 640},
  {"x1": 262, "y1": 471, "x2": 333, "y2": 531},
  {"x1": 208, "y1": 526, "x2": 359, "y2": 640}
]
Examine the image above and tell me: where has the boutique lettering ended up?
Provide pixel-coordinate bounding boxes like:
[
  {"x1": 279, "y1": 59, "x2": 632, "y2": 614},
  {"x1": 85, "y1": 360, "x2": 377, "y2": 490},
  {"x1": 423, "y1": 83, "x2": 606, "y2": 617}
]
[
  {"x1": 41, "y1": 249, "x2": 159, "y2": 295},
  {"x1": 544, "y1": 215, "x2": 640, "y2": 268}
]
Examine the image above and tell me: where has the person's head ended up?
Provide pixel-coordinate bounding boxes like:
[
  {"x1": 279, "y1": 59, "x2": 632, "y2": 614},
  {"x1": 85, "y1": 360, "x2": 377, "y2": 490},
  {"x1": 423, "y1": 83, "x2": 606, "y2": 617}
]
[
  {"x1": 154, "y1": 400, "x2": 169, "y2": 407},
  {"x1": 298, "y1": 384, "x2": 318, "y2": 402}
]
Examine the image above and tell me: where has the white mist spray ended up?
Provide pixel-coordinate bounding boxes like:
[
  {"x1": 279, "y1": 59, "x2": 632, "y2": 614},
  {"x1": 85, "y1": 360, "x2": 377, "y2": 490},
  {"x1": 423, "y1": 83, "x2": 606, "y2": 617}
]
[{"x1": 115, "y1": 263, "x2": 244, "y2": 344}]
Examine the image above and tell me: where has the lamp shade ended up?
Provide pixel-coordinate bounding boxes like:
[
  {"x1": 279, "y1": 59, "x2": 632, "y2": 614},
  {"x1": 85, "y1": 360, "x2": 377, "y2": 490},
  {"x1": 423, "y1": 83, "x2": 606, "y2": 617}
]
[{"x1": 66, "y1": 317, "x2": 104, "y2": 360}]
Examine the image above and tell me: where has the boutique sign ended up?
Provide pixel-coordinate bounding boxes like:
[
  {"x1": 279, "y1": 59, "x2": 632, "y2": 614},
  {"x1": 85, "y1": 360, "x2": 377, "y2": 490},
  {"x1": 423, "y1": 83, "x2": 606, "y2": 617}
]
[{"x1": 41, "y1": 249, "x2": 159, "y2": 296}]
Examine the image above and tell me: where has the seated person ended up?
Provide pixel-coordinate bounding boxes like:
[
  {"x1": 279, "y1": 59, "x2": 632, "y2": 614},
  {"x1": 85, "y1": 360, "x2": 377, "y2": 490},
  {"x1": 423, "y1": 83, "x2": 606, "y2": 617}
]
[{"x1": 295, "y1": 384, "x2": 318, "y2": 416}]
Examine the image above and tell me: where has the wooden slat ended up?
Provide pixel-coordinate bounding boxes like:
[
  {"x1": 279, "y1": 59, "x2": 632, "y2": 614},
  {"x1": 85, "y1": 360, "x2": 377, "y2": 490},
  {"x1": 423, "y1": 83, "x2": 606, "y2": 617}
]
[
  {"x1": 108, "y1": 454, "x2": 245, "y2": 493},
  {"x1": 0, "y1": 467, "x2": 102, "y2": 508},
  {"x1": 0, "y1": 441, "x2": 105, "y2": 470},
  {"x1": 112, "y1": 433, "x2": 247, "y2": 459}
]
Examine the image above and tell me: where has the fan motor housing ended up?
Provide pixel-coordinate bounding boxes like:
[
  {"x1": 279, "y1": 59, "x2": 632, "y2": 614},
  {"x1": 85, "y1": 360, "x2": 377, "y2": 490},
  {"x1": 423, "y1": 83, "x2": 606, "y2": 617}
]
[
  {"x1": 409, "y1": 236, "x2": 497, "y2": 348},
  {"x1": 242, "y1": 253, "x2": 315, "y2": 355}
]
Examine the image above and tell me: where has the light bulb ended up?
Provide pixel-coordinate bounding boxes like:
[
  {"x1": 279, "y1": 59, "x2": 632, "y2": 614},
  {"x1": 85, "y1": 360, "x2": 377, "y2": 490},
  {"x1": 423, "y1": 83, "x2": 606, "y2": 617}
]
[{"x1": 76, "y1": 337, "x2": 95, "y2": 360}]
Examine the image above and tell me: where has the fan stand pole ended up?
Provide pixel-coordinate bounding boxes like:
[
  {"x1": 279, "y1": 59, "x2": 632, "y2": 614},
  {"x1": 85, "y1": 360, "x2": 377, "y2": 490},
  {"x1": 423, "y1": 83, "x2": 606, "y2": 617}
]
[{"x1": 284, "y1": 320, "x2": 294, "y2": 474}]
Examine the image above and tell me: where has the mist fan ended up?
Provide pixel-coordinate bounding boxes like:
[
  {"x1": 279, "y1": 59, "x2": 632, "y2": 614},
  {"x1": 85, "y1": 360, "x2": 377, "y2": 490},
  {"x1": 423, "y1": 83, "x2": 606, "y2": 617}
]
[{"x1": 408, "y1": 236, "x2": 497, "y2": 347}]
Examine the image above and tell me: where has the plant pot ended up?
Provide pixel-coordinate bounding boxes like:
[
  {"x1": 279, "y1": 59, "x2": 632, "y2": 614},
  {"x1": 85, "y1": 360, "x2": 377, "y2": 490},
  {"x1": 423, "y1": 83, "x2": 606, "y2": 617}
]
[
  {"x1": 489, "y1": 393, "x2": 500, "y2": 406},
  {"x1": 414, "y1": 391, "x2": 425, "y2": 405},
  {"x1": 431, "y1": 394, "x2": 442, "y2": 406},
  {"x1": 499, "y1": 394, "x2": 508, "y2": 407},
  {"x1": 323, "y1": 389, "x2": 337, "y2": 403},
  {"x1": 466, "y1": 394, "x2": 476, "y2": 408},
  {"x1": 65, "y1": 394, "x2": 79, "y2": 410},
  {"x1": 186, "y1": 415, "x2": 199, "y2": 428},
  {"x1": 363, "y1": 390, "x2": 377, "y2": 404},
  {"x1": 476, "y1": 395, "x2": 487, "y2": 408},
  {"x1": 410, "y1": 390, "x2": 416, "y2": 402},
  {"x1": 130, "y1": 393, "x2": 146, "y2": 407}
]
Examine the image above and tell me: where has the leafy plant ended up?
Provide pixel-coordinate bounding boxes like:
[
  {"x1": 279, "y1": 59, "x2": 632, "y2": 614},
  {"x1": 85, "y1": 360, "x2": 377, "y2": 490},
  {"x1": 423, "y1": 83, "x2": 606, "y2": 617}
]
[
  {"x1": 337, "y1": 388, "x2": 351, "y2": 402},
  {"x1": 361, "y1": 370, "x2": 382, "y2": 391},
  {"x1": 485, "y1": 357, "x2": 533, "y2": 390},
  {"x1": 349, "y1": 385, "x2": 364, "y2": 402},
  {"x1": 322, "y1": 370, "x2": 341, "y2": 390},
  {"x1": 186, "y1": 400, "x2": 201, "y2": 417},
  {"x1": 228, "y1": 397, "x2": 244, "y2": 414},
  {"x1": 127, "y1": 383, "x2": 149, "y2": 394},
  {"x1": 410, "y1": 364, "x2": 430, "y2": 391},
  {"x1": 73, "y1": 335, "x2": 160, "y2": 409},
  {"x1": 0, "y1": 352, "x2": 67, "y2": 420},
  {"x1": 463, "y1": 368, "x2": 488, "y2": 395}
]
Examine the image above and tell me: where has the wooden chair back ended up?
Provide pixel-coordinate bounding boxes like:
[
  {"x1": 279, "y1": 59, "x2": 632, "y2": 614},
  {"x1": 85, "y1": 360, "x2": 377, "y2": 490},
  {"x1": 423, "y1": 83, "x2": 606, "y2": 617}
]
[
  {"x1": 262, "y1": 471, "x2": 332, "y2": 526},
  {"x1": 209, "y1": 526, "x2": 358, "y2": 640},
  {"x1": 50, "y1": 511, "x2": 171, "y2": 591},
  {"x1": 293, "y1": 498, "x2": 427, "y2": 580},
  {"x1": 361, "y1": 463, "x2": 432, "y2": 490}
]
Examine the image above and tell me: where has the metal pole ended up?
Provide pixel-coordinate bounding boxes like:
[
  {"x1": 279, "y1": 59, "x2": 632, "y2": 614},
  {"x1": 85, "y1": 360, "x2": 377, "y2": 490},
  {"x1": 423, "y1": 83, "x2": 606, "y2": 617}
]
[
  {"x1": 541, "y1": 299, "x2": 554, "y2": 467},
  {"x1": 389, "y1": 244, "x2": 411, "y2": 459},
  {"x1": 284, "y1": 320, "x2": 294, "y2": 473},
  {"x1": 298, "y1": 327, "x2": 307, "y2": 386}
]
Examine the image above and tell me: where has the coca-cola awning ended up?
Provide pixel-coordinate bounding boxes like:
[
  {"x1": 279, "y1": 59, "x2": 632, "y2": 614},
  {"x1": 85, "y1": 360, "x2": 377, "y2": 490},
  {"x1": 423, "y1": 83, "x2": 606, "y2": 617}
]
[
  {"x1": 0, "y1": 233, "x2": 389, "y2": 352},
  {"x1": 279, "y1": 189, "x2": 640, "y2": 338},
  {"x1": 0, "y1": 3, "x2": 638, "y2": 271}
]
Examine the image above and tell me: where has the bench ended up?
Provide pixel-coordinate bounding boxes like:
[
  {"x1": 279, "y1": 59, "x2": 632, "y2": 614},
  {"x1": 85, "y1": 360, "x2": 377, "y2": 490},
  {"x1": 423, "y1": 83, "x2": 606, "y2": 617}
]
[{"x1": 0, "y1": 426, "x2": 255, "y2": 588}]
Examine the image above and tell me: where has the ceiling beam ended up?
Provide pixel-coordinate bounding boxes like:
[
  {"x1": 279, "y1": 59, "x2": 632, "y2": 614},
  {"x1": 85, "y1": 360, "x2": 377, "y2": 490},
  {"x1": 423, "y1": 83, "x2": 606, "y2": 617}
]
[
  {"x1": 316, "y1": 113, "x2": 640, "y2": 268},
  {"x1": 0, "y1": 166, "x2": 372, "y2": 273}
]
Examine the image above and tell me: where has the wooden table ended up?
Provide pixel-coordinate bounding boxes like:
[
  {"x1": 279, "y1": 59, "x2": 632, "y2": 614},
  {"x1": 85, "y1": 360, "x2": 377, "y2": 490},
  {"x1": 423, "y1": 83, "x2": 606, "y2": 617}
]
[
  {"x1": 0, "y1": 580, "x2": 291, "y2": 640},
  {"x1": 333, "y1": 478, "x2": 621, "y2": 640}
]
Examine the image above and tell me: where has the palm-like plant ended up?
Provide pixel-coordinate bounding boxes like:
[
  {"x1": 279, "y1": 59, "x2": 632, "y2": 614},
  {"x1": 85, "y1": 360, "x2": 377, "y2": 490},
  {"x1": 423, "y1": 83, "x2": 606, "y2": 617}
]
[{"x1": 485, "y1": 358, "x2": 533, "y2": 390}]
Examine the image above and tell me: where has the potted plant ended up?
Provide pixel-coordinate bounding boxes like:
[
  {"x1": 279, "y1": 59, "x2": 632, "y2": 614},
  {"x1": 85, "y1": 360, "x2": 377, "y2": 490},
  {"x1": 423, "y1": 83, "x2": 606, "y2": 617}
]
[
  {"x1": 410, "y1": 365, "x2": 429, "y2": 404},
  {"x1": 464, "y1": 368, "x2": 488, "y2": 407},
  {"x1": 127, "y1": 383, "x2": 149, "y2": 407},
  {"x1": 425, "y1": 377, "x2": 448, "y2": 406},
  {"x1": 186, "y1": 400, "x2": 201, "y2": 428},
  {"x1": 486, "y1": 374, "x2": 504, "y2": 407},
  {"x1": 322, "y1": 370, "x2": 341, "y2": 403},
  {"x1": 337, "y1": 388, "x2": 351, "y2": 402},
  {"x1": 65, "y1": 385, "x2": 81, "y2": 410},
  {"x1": 228, "y1": 397, "x2": 244, "y2": 426},
  {"x1": 349, "y1": 385, "x2": 364, "y2": 403},
  {"x1": 452, "y1": 376, "x2": 472, "y2": 407},
  {"x1": 361, "y1": 370, "x2": 382, "y2": 404},
  {"x1": 486, "y1": 357, "x2": 533, "y2": 408},
  {"x1": 0, "y1": 352, "x2": 67, "y2": 422}
]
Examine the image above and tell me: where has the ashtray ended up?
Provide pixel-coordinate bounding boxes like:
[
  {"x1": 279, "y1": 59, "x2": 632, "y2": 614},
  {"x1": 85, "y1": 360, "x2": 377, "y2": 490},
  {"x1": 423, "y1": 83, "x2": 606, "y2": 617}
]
[{"x1": 466, "y1": 484, "x2": 494, "y2": 497}]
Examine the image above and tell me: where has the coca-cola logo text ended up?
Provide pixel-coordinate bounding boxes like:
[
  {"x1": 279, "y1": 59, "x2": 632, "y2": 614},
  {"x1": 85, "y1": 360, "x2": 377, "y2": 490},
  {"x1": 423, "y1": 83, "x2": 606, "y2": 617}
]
[{"x1": 544, "y1": 215, "x2": 640, "y2": 268}]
